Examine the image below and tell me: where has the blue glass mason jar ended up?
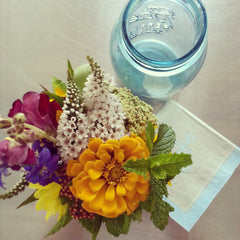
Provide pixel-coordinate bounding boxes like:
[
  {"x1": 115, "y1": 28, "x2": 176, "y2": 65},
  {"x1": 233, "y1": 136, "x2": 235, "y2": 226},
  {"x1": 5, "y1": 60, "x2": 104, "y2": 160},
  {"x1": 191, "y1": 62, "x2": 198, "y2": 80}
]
[{"x1": 110, "y1": 0, "x2": 207, "y2": 102}]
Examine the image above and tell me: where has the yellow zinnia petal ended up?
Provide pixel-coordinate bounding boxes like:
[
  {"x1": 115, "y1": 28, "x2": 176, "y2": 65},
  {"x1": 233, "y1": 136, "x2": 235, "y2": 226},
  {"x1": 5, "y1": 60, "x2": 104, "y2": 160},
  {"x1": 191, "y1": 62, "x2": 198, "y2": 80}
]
[
  {"x1": 139, "y1": 192, "x2": 149, "y2": 202},
  {"x1": 99, "y1": 152, "x2": 111, "y2": 163},
  {"x1": 66, "y1": 160, "x2": 79, "y2": 176},
  {"x1": 79, "y1": 187, "x2": 97, "y2": 202},
  {"x1": 79, "y1": 149, "x2": 97, "y2": 164},
  {"x1": 116, "y1": 196, "x2": 127, "y2": 214},
  {"x1": 71, "y1": 162, "x2": 83, "y2": 176},
  {"x1": 125, "y1": 189, "x2": 137, "y2": 200},
  {"x1": 116, "y1": 182, "x2": 126, "y2": 196},
  {"x1": 84, "y1": 161, "x2": 94, "y2": 172},
  {"x1": 139, "y1": 175, "x2": 150, "y2": 183},
  {"x1": 102, "y1": 199, "x2": 117, "y2": 215},
  {"x1": 105, "y1": 184, "x2": 115, "y2": 201},
  {"x1": 94, "y1": 160, "x2": 105, "y2": 170},
  {"x1": 125, "y1": 195, "x2": 140, "y2": 214},
  {"x1": 88, "y1": 185, "x2": 106, "y2": 211},
  {"x1": 88, "y1": 168, "x2": 103, "y2": 180},
  {"x1": 105, "y1": 139, "x2": 120, "y2": 149},
  {"x1": 127, "y1": 172, "x2": 139, "y2": 182},
  {"x1": 115, "y1": 149, "x2": 125, "y2": 162},
  {"x1": 75, "y1": 176, "x2": 90, "y2": 193},
  {"x1": 88, "y1": 138, "x2": 103, "y2": 153},
  {"x1": 89, "y1": 178, "x2": 106, "y2": 192},
  {"x1": 97, "y1": 143, "x2": 114, "y2": 156},
  {"x1": 136, "y1": 182, "x2": 149, "y2": 195},
  {"x1": 67, "y1": 135, "x2": 150, "y2": 218},
  {"x1": 124, "y1": 180, "x2": 136, "y2": 191}
]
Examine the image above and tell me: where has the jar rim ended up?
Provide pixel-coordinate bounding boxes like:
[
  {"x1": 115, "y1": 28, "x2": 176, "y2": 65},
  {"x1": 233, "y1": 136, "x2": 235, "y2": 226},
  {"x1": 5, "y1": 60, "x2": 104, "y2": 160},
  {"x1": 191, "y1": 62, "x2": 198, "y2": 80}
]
[{"x1": 122, "y1": 0, "x2": 208, "y2": 69}]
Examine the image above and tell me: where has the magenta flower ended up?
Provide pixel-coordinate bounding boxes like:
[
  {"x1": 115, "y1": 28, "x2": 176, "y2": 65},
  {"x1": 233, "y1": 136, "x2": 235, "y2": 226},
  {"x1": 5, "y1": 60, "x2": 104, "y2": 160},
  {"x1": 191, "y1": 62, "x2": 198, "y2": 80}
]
[
  {"x1": 0, "y1": 139, "x2": 36, "y2": 170},
  {"x1": 8, "y1": 92, "x2": 61, "y2": 133}
]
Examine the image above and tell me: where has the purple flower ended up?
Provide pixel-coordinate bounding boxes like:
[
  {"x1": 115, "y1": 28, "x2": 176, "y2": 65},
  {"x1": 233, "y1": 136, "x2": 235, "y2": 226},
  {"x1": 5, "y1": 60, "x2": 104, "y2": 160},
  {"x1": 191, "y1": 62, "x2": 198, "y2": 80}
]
[
  {"x1": 8, "y1": 92, "x2": 61, "y2": 133},
  {"x1": 0, "y1": 139, "x2": 36, "y2": 170},
  {"x1": 24, "y1": 140, "x2": 60, "y2": 186}
]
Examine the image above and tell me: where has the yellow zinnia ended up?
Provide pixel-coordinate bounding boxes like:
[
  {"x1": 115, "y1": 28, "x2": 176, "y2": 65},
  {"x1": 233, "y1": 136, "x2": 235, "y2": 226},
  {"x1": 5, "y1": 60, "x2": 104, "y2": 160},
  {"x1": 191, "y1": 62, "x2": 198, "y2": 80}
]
[
  {"x1": 29, "y1": 182, "x2": 68, "y2": 221},
  {"x1": 67, "y1": 133, "x2": 150, "y2": 218}
]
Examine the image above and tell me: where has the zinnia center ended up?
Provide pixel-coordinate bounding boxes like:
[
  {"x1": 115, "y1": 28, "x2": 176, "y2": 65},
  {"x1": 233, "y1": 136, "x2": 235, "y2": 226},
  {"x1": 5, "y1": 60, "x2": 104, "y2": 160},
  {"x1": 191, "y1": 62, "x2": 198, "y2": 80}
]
[{"x1": 104, "y1": 161, "x2": 126, "y2": 185}]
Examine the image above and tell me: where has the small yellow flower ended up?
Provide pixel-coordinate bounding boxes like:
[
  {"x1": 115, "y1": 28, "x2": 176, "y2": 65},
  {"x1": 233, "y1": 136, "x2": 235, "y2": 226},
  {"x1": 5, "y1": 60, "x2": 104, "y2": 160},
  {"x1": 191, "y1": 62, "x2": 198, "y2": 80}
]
[
  {"x1": 67, "y1": 133, "x2": 150, "y2": 218},
  {"x1": 29, "y1": 182, "x2": 68, "y2": 221},
  {"x1": 54, "y1": 86, "x2": 66, "y2": 98}
]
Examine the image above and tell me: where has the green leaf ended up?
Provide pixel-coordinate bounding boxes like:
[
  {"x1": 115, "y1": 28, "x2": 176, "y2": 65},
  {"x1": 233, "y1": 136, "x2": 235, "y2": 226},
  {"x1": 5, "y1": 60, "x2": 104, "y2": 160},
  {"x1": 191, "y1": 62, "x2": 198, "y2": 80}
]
[
  {"x1": 79, "y1": 218, "x2": 95, "y2": 233},
  {"x1": 149, "y1": 176, "x2": 174, "y2": 231},
  {"x1": 44, "y1": 91, "x2": 64, "y2": 107},
  {"x1": 150, "y1": 167, "x2": 167, "y2": 180},
  {"x1": 74, "y1": 64, "x2": 91, "y2": 94},
  {"x1": 60, "y1": 196, "x2": 74, "y2": 205},
  {"x1": 52, "y1": 77, "x2": 67, "y2": 96},
  {"x1": 152, "y1": 124, "x2": 176, "y2": 155},
  {"x1": 140, "y1": 191, "x2": 153, "y2": 212},
  {"x1": 151, "y1": 199, "x2": 174, "y2": 231},
  {"x1": 68, "y1": 59, "x2": 74, "y2": 77},
  {"x1": 122, "y1": 158, "x2": 149, "y2": 177},
  {"x1": 104, "y1": 214, "x2": 131, "y2": 237},
  {"x1": 130, "y1": 207, "x2": 142, "y2": 222},
  {"x1": 92, "y1": 215, "x2": 103, "y2": 240},
  {"x1": 16, "y1": 192, "x2": 37, "y2": 209},
  {"x1": 149, "y1": 153, "x2": 192, "y2": 178},
  {"x1": 44, "y1": 209, "x2": 72, "y2": 238},
  {"x1": 150, "y1": 176, "x2": 168, "y2": 199},
  {"x1": 79, "y1": 215, "x2": 103, "y2": 240},
  {"x1": 145, "y1": 121, "x2": 155, "y2": 154}
]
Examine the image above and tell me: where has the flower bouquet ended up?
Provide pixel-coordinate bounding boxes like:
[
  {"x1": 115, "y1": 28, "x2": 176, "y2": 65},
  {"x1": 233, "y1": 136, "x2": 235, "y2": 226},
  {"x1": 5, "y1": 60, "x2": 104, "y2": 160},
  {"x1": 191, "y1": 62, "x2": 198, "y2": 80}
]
[{"x1": 0, "y1": 56, "x2": 192, "y2": 239}]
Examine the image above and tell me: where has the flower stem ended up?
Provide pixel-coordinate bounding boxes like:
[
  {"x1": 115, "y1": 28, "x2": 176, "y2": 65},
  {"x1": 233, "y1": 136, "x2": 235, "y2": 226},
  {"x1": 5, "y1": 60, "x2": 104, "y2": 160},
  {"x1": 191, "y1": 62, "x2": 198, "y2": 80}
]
[{"x1": 24, "y1": 123, "x2": 57, "y2": 144}]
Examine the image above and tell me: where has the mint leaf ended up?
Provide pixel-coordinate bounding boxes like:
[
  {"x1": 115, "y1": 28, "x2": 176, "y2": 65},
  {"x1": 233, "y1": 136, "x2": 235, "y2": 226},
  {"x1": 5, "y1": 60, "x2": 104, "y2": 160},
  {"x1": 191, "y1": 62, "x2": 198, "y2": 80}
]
[
  {"x1": 104, "y1": 214, "x2": 131, "y2": 237},
  {"x1": 152, "y1": 124, "x2": 176, "y2": 155},
  {"x1": 79, "y1": 218, "x2": 95, "y2": 234},
  {"x1": 79, "y1": 215, "x2": 103, "y2": 240},
  {"x1": 44, "y1": 209, "x2": 72, "y2": 238},
  {"x1": 92, "y1": 215, "x2": 103, "y2": 240},
  {"x1": 130, "y1": 207, "x2": 142, "y2": 222},
  {"x1": 150, "y1": 167, "x2": 167, "y2": 180},
  {"x1": 149, "y1": 153, "x2": 192, "y2": 178},
  {"x1": 74, "y1": 64, "x2": 91, "y2": 94},
  {"x1": 149, "y1": 176, "x2": 174, "y2": 231},
  {"x1": 140, "y1": 191, "x2": 153, "y2": 212},
  {"x1": 151, "y1": 199, "x2": 174, "y2": 231},
  {"x1": 122, "y1": 158, "x2": 149, "y2": 177},
  {"x1": 68, "y1": 59, "x2": 74, "y2": 77},
  {"x1": 145, "y1": 121, "x2": 155, "y2": 154},
  {"x1": 150, "y1": 176, "x2": 168, "y2": 199},
  {"x1": 16, "y1": 192, "x2": 37, "y2": 209}
]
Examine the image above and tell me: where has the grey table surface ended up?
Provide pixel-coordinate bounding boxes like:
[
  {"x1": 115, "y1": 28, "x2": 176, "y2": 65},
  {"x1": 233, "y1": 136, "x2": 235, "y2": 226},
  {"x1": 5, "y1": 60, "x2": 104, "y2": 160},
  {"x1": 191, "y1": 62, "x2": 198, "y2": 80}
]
[{"x1": 0, "y1": 1, "x2": 239, "y2": 240}]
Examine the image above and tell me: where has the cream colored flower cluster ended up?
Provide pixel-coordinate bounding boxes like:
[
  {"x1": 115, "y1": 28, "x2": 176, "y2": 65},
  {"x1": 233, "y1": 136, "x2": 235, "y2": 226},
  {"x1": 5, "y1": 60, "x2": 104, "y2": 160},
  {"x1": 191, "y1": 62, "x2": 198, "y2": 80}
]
[
  {"x1": 82, "y1": 57, "x2": 126, "y2": 141},
  {"x1": 56, "y1": 58, "x2": 126, "y2": 162}
]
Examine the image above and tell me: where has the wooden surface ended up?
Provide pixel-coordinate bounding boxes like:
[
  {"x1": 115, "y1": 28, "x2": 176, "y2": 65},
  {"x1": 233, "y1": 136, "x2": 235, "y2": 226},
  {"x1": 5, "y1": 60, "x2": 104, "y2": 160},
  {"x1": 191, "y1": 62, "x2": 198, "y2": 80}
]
[{"x1": 0, "y1": 0, "x2": 239, "y2": 240}]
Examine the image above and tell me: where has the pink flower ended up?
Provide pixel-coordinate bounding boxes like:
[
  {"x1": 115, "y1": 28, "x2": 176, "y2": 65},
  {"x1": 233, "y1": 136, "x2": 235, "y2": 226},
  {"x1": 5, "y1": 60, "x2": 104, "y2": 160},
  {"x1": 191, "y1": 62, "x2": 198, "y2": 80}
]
[
  {"x1": 0, "y1": 139, "x2": 36, "y2": 170},
  {"x1": 8, "y1": 92, "x2": 61, "y2": 133}
]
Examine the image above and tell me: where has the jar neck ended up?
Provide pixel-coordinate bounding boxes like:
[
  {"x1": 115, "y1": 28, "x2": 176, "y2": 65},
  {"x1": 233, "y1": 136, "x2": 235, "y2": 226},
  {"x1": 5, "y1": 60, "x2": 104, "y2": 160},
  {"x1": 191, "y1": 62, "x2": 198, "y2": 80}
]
[{"x1": 121, "y1": 0, "x2": 207, "y2": 70}]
